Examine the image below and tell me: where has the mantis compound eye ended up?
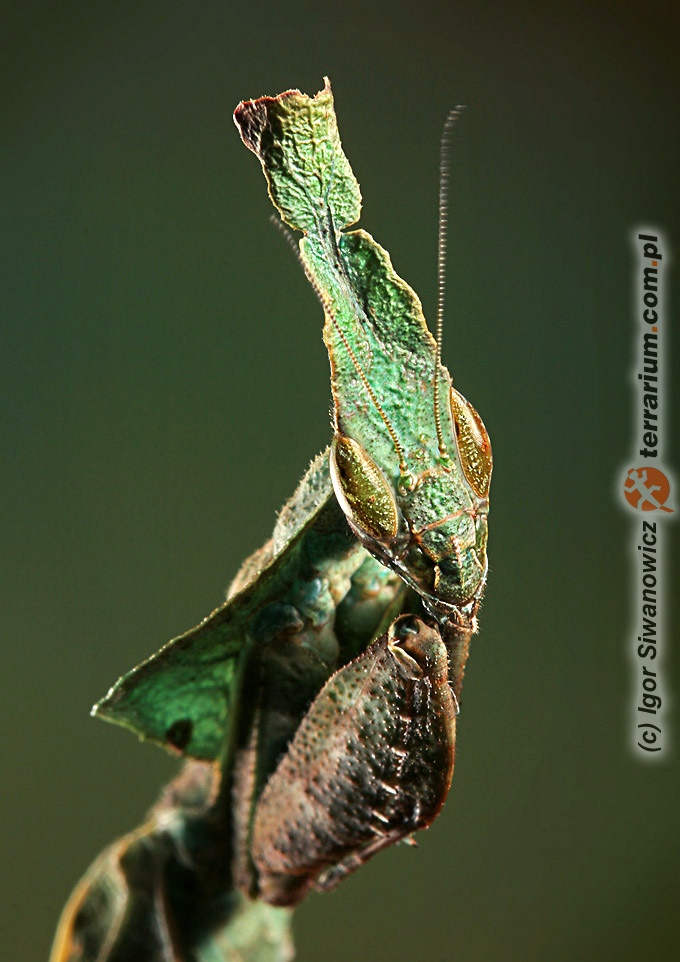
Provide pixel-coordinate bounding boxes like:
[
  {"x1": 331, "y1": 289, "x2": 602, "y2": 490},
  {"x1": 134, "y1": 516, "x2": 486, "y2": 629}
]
[
  {"x1": 450, "y1": 388, "x2": 492, "y2": 498},
  {"x1": 330, "y1": 434, "x2": 399, "y2": 541}
]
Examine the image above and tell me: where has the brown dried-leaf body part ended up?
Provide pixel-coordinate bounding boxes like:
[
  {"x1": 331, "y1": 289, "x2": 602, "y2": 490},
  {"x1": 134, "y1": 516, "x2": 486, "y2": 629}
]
[{"x1": 249, "y1": 614, "x2": 457, "y2": 905}]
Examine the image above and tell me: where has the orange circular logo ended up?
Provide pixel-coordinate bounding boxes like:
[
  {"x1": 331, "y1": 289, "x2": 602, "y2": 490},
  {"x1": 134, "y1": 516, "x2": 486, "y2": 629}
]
[{"x1": 623, "y1": 467, "x2": 673, "y2": 513}]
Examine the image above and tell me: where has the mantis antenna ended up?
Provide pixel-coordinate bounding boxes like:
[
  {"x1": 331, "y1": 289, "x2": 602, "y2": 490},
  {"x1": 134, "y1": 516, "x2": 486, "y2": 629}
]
[
  {"x1": 271, "y1": 216, "x2": 410, "y2": 476},
  {"x1": 433, "y1": 105, "x2": 466, "y2": 460}
]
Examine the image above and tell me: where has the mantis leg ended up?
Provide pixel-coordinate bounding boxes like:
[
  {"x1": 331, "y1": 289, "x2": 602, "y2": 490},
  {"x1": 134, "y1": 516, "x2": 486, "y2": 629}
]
[
  {"x1": 49, "y1": 764, "x2": 293, "y2": 962},
  {"x1": 249, "y1": 614, "x2": 457, "y2": 907}
]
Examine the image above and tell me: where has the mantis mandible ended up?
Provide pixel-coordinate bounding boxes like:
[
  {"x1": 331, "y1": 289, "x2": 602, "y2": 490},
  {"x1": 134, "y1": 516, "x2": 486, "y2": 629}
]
[{"x1": 51, "y1": 79, "x2": 491, "y2": 962}]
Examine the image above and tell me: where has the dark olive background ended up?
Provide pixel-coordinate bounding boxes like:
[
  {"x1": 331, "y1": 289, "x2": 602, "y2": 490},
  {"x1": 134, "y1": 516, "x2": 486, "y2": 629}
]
[{"x1": 3, "y1": 2, "x2": 678, "y2": 960}]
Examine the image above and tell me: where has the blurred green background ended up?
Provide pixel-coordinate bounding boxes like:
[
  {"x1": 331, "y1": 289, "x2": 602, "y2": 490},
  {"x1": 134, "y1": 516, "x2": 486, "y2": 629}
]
[{"x1": 3, "y1": 2, "x2": 678, "y2": 959}]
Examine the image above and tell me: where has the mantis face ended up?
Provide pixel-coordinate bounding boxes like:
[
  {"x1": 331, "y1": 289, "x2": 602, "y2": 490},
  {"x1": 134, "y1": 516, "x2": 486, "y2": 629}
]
[{"x1": 330, "y1": 384, "x2": 491, "y2": 619}]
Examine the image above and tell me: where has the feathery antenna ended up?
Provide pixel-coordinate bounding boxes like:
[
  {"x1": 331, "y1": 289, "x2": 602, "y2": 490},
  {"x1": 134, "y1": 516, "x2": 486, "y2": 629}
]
[{"x1": 433, "y1": 106, "x2": 465, "y2": 460}]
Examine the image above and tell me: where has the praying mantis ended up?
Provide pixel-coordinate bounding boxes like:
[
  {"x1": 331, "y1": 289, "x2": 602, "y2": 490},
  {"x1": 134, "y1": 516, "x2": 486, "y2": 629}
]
[{"x1": 50, "y1": 79, "x2": 491, "y2": 962}]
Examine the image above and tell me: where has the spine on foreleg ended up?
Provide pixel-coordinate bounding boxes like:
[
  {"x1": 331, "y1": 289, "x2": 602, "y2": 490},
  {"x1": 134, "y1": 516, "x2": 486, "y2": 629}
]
[{"x1": 248, "y1": 615, "x2": 456, "y2": 906}]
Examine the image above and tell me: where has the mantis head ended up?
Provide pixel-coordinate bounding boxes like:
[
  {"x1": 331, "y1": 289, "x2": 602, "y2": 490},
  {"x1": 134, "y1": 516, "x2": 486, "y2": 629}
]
[
  {"x1": 329, "y1": 376, "x2": 491, "y2": 623},
  {"x1": 233, "y1": 83, "x2": 491, "y2": 623}
]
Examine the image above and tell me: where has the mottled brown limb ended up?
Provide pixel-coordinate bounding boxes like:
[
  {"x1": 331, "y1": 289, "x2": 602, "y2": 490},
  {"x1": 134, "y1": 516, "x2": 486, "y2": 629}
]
[{"x1": 249, "y1": 615, "x2": 456, "y2": 906}]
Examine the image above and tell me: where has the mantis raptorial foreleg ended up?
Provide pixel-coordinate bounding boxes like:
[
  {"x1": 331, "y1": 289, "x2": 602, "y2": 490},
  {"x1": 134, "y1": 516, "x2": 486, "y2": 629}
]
[{"x1": 250, "y1": 614, "x2": 456, "y2": 906}]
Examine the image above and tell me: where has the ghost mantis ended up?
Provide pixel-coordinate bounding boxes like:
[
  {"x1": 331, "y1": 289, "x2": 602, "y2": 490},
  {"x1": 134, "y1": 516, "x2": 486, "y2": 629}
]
[{"x1": 51, "y1": 79, "x2": 491, "y2": 962}]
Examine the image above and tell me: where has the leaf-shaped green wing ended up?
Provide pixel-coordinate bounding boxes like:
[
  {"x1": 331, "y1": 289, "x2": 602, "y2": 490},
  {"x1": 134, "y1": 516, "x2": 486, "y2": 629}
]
[
  {"x1": 94, "y1": 454, "x2": 360, "y2": 761},
  {"x1": 94, "y1": 599, "x2": 246, "y2": 760}
]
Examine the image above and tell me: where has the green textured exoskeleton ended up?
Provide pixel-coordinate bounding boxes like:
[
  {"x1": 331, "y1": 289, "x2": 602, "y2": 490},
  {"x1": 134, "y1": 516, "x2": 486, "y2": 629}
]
[
  {"x1": 234, "y1": 80, "x2": 491, "y2": 622},
  {"x1": 51, "y1": 80, "x2": 491, "y2": 962}
]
